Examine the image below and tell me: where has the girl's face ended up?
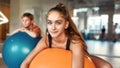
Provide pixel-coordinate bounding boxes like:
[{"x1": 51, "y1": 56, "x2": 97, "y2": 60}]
[
  {"x1": 47, "y1": 11, "x2": 69, "y2": 38},
  {"x1": 22, "y1": 16, "x2": 33, "y2": 28}
]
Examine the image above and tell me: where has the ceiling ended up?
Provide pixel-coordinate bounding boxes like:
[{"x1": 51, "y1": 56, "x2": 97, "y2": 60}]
[
  {"x1": 1, "y1": 0, "x2": 120, "y2": 10},
  {"x1": 0, "y1": 0, "x2": 120, "y2": 6},
  {"x1": 68, "y1": 0, "x2": 120, "y2": 8},
  {"x1": 0, "y1": 0, "x2": 120, "y2": 7}
]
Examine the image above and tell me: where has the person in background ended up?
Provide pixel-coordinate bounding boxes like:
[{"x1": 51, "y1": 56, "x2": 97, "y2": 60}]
[
  {"x1": 100, "y1": 25, "x2": 106, "y2": 40},
  {"x1": 112, "y1": 23, "x2": 118, "y2": 42},
  {"x1": 10, "y1": 13, "x2": 41, "y2": 38},
  {"x1": 21, "y1": 3, "x2": 112, "y2": 68}
]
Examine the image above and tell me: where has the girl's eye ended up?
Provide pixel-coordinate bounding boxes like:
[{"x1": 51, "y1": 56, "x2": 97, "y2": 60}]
[
  {"x1": 47, "y1": 21, "x2": 52, "y2": 25},
  {"x1": 56, "y1": 21, "x2": 62, "y2": 25}
]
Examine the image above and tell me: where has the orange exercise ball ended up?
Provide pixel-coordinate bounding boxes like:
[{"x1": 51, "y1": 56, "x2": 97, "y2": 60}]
[{"x1": 29, "y1": 48, "x2": 95, "y2": 68}]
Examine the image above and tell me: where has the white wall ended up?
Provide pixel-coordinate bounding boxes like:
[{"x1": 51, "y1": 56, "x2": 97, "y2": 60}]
[{"x1": 10, "y1": 0, "x2": 21, "y2": 33}]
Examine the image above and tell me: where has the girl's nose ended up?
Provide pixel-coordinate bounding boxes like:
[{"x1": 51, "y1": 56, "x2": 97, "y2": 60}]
[{"x1": 52, "y1": 23, "x2": 56, "y2": 30}]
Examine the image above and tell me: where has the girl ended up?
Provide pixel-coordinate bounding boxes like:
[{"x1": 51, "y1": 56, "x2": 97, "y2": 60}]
[{"x1": 21, "y1": 3, "x2": 112, "y2": 68}]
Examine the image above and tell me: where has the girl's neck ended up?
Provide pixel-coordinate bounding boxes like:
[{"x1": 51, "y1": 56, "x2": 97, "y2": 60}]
[{"x1": 52, "y1": 34, "x2": 67, "y2": 44}]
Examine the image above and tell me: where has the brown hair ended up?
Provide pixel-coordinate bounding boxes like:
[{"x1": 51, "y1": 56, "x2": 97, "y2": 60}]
[
  {"x1": 47, "y1": 3, "x2": 88, "y2": 53},
  {"x1": 22, "y1": 13, "x2": 34, "y2": 20}
]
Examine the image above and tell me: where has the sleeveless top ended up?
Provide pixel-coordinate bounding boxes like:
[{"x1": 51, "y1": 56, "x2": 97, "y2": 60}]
[{"x1": 48, "y1": 34, "x2": 70, "y2": 50}]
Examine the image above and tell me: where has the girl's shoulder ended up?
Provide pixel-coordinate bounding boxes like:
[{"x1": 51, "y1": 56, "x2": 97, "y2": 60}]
[
  {"x1": 70, "y1": 40, "x2": 84, "y2": 50},
  {"x1": 39, "y1": 35, "x2": 49, "y2": 46},
  {"x1": 40, "y1": 35, "x2": 48, "y2": 42},
  {"x1": 71, "y1": 39, "x2": 82, "y2": 45}
]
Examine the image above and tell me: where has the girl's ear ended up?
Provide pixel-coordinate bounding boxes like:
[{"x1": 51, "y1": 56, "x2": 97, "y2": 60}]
[{"x1": 65, "y1": 21, "x2": 69, "y2": 29}]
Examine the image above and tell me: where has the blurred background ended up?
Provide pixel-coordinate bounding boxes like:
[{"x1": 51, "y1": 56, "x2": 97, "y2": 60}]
[{"x1": 0, "y1": 0, "x2": 120, "y2": 68}]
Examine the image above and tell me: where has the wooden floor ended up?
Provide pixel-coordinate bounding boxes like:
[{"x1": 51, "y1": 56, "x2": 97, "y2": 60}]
[{"x1": 0, "y1": 40, "x2": 120, "y2": 68}]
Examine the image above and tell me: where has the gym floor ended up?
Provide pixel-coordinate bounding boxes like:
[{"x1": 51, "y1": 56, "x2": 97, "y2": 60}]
[
  {"x1": 0, "y1": 40, "x2": 120, "y2": 68},
  {"x1": 86, "y1": 40, "x2": 120, "y2": 68}
]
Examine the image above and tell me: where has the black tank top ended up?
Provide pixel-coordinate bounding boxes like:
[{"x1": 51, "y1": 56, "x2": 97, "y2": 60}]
[{"x1": 48, "y1": 34, "x2": 70, "y2": 50}]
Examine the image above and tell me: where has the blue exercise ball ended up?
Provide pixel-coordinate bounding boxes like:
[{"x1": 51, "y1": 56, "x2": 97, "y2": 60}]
[{"x1": 2, "y1": 32, "x2": 41, "y2": 68}]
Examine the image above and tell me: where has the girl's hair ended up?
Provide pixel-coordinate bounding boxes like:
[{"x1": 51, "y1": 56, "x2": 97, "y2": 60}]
[
  {"x1": 22, "y1": 13, "x2": 34, "y2": 20},
  {"x1": 46, "y1": 3, "x2": 88, "y2": 53}
]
